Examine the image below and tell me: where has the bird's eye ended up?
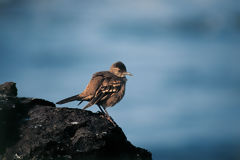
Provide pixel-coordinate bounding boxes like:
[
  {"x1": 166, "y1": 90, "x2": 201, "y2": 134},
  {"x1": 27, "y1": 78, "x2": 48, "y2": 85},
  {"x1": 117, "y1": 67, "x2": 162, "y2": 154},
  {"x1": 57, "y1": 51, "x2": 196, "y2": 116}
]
[{"x1": 114, "y1": 68, "x2": 120, "y2": 72}]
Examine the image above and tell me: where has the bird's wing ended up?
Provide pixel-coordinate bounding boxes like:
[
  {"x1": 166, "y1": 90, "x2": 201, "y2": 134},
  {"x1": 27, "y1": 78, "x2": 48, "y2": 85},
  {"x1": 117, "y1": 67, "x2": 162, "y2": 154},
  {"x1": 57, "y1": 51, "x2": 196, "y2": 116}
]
[
  {"x1": 83, "y1": 76, "x2": 122, "y2": 109},
  {"x1": 79, "y1": 72, "x2": 106, "y2": 99}
]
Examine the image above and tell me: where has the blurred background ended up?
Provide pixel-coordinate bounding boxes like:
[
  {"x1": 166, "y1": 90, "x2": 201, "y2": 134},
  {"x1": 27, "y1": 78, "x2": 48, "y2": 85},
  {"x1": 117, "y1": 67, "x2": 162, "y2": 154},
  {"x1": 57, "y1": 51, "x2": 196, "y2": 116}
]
[{"x1": 0, "y1": 0, "x2": 240, "y2": 159}]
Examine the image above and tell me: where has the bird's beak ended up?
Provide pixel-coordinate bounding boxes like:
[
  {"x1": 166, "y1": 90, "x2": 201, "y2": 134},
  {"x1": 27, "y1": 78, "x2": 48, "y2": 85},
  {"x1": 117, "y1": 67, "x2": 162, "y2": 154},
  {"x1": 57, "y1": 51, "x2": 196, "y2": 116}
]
[{"x1": 124, "y1": 72, "x2": 133, "y2": 76}]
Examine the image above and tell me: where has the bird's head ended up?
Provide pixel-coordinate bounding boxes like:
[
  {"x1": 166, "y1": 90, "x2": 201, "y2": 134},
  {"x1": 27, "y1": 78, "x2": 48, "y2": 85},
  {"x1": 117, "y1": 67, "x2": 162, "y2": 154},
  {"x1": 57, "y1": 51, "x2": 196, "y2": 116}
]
[{"x1": 110, "y1": 61, "x2": 133, "y2": 77}]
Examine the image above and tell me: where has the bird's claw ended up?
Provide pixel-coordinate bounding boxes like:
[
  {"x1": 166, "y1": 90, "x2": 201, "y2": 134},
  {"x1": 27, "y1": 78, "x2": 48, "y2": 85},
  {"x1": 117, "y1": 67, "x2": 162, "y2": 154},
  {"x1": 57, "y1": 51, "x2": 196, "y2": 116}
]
[{"x1": 106, "y1": 116, "x2": 116, "y2": 127}]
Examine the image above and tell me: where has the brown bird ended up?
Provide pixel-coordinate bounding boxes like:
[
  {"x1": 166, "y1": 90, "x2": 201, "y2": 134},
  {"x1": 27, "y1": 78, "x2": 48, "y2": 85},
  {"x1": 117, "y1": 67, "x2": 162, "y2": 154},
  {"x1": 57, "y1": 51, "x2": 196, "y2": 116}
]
[{"x1": 56, "y1": 61, "x2": 132, "y2": 125}]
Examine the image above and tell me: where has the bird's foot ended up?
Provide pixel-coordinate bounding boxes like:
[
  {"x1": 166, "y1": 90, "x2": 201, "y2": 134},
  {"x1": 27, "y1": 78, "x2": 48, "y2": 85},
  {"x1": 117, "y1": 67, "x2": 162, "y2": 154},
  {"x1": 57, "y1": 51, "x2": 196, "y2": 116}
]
[
  {"x1": 99, "y1": 113, "x2": 116, "y2": 126},
  {"x1": 106, "y1": 116, "x2": 116, "y2": 127}
]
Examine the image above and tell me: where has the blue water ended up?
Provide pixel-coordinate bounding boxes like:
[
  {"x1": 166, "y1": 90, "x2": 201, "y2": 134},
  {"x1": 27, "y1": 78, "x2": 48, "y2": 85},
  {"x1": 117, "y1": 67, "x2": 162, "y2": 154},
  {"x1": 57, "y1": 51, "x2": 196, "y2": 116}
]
[{"x1": 1, "y1": 0, "x2": 240, "y2": 159}]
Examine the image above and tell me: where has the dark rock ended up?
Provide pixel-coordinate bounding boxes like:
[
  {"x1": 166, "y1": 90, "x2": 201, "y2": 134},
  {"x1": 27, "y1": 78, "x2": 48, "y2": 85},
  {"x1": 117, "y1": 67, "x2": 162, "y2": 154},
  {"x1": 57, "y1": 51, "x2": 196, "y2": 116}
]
[
  {"x1": 0, "y1": 82, "x2": 151, "y2": 160},
  {"x1": 0, "y1": 82, "x2": 17, "y2": 97},
  {"x1": 0, "y1": 82, "x2": 56, "y2": 156}
]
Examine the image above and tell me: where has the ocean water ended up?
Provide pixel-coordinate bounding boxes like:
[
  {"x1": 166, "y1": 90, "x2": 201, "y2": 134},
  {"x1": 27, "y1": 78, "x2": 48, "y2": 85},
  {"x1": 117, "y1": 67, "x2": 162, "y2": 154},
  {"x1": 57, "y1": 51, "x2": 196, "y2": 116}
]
[{"x1": 1, "y1": 0, "x2": 240, "y2": 159}]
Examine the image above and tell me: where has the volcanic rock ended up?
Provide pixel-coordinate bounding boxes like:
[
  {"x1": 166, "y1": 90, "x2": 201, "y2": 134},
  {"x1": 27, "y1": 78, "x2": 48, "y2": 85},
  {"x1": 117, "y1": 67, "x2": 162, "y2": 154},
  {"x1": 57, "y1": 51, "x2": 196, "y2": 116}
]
[{"x1": 0, "y1": 82, "x2": 151, "y2": 160}]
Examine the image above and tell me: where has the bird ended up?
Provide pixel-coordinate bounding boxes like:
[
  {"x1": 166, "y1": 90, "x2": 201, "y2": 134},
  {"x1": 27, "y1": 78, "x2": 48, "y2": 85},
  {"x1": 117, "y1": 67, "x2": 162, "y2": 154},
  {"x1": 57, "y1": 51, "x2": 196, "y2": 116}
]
[{"x1": 56, "y1": 61, "x2": 132, "y2": 125}]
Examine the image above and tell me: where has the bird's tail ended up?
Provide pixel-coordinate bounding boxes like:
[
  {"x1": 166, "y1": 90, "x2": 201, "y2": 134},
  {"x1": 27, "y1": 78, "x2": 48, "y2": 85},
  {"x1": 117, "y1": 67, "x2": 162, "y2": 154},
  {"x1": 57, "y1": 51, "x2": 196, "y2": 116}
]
[{"x1": 56, "y1": 94, "x2": 81, "y2": 104}]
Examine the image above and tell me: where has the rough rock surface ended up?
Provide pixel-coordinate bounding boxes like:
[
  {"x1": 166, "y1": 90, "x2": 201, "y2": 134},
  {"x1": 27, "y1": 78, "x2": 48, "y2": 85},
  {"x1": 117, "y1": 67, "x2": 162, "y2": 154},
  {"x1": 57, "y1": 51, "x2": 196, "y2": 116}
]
[
  {"x1": 0, "y1": 82, "x2": 17, "y2": 97},
  {"x1": 0, "y1": 82, "x2": 152, "y2": 160}
]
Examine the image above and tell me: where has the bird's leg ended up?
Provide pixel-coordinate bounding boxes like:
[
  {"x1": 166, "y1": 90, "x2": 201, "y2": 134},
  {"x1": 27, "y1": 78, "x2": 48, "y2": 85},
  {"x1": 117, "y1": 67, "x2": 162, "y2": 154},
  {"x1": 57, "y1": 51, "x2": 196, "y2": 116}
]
[
  {"x1": 97, "y1": 105, "x2": 106, "y2": 119},
  {"x1": 97, "y1": 105, "x2": 105, "y2": 114},
  {"x1": 97, "y1": 105, "x2": 116, "y2": 127},
  {"x1": 103, "y1": 108, "x2": 116, "y2": 127}
]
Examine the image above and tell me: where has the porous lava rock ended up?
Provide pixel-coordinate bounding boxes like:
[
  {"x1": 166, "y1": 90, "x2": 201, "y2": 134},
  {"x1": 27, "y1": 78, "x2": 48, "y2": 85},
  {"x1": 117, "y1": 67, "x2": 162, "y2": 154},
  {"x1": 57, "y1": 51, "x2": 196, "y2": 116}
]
[{"x1": 0, "y1": 82, "x2": 151, "y2": 160}]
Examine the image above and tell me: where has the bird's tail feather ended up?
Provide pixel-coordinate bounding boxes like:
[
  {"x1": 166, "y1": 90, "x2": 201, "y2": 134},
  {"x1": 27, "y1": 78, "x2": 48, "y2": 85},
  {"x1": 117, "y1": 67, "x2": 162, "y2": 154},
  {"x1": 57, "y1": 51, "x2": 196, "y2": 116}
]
[
  {"x1": 82, "y1": 102, "x2": 93, "y2": 110},
  {"x1": 83, "y1": 93, "x2": 104, "y2": 110},
  {"x1": 56, "y1": 94, "x2": 80, "y2": 104}
]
